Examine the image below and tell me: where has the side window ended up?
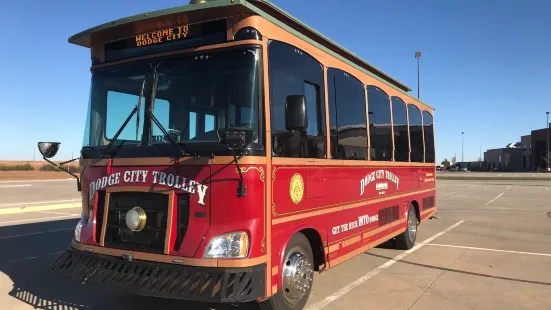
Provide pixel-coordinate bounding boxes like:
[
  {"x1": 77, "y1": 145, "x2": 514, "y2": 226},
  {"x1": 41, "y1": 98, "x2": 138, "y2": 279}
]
[
  {"x1": 268, "y1": 40, "x2": 326, "y2": 158},
  {"x1": 391, "y1": 97, "x2": 409, "y2": 162},
  {"x1": 423, "y1": 111, "x2": 435, "y2": 163},
  {"x1": 366, "y1": 86, "x2": 392, "y2": 161},
  {"x1": 106, "y1": 91, "x2": 169, "y2": 142},
  {"x1": 327, "y1": 68, "x2": 368, "y2": 160},
  {"x1": 408, "y1": 104, "x2": 424, "y2": 162},
  {"x1": 189, "y1": 112, "x2": 197, "y2": 139}
]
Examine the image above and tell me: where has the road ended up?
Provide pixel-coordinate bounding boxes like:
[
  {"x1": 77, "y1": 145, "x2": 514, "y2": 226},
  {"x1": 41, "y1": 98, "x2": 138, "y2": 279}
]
[{"x1": 1, "y1": 178, "x2": 551, "y2": 309}]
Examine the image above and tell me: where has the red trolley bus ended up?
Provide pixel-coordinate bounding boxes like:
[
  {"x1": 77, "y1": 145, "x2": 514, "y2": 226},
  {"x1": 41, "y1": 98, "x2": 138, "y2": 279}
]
[{"x1": 40, "y1": 1, "x2": 436, "y2": 309}]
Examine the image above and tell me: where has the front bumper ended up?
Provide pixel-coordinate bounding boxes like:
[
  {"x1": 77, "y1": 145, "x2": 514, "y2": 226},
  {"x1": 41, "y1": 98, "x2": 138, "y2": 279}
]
[{"x1": 47, "y1": 248, "x2": 265, "y2": 303}]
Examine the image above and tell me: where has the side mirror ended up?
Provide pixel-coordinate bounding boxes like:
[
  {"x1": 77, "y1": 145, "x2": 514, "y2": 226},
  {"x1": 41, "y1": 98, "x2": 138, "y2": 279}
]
[
  {"x1": 217, "y1": 127, "x2": 254, "y2": 151},
  {"x1": 285, "y1": 95, "x2": 308, "y2": 131},
  {"x1": 37, "y1": 142, "x2": 61, "y2": 158}
]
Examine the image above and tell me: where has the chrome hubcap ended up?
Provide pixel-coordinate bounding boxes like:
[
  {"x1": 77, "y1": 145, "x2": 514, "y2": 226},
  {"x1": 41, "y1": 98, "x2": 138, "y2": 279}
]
[
  {"x1": 281, "y1": 252, "x2": 313, "y2": 304},
  {"x1": 408, "y1": 209, "x2": 417, "y2": 241}
]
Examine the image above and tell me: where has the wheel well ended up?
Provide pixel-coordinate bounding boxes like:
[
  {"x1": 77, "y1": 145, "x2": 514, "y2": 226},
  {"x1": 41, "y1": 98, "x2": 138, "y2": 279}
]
[
  {"x1": 410, "y1": 200, "x2": 421, "y2": 223},
  {"x1": 299, "y1": 228, "x2": 325, "y2": 271}
]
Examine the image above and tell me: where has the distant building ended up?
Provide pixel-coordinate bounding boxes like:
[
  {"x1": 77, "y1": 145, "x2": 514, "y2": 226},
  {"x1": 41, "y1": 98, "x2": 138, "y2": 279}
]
[
  {"x1": 521, "y1": 135, "x2": 531, "y2": 170},
  {"x1": 484, "y1": 148, "x2": 523, "y2": 172},
  {"x1": 530, "y1": 123, "x2": 551, "y2": 171}
]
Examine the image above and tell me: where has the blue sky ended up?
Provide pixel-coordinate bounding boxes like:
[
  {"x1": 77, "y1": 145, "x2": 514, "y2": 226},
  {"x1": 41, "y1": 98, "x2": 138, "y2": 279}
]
[{"x1": 1, "y1": 0, "x2": 549, "y2": 163}]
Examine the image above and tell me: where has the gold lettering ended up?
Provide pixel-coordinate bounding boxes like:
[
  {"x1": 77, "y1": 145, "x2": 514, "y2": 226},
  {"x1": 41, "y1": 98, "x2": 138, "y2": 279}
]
[
  {"x1": 169, "y1": 28, "x2": 174, "y2": 36},
  {"x1": 157, "y1": 31, "x2": 162, "y2": 38},
  {"x1": 177, "y1": 26, "x2": 183, "y2": 34},
  {"x1": 147, "y1": 38, "x2": 153, "y2": 45},
  {"x1": 135, "y1": 35, "x2": 141, "y2": 43},
  {"x1": 151, "y1": 31, "x2": 156, "y2": 39},
  {"x1": 141, "y1": 34, "x2": 146, "y2": 41},
  {"x1": 136, "y1": 40, "x2": 142, "y2": 47},
  {"x1": 141, "y1": 40, "x2": 147, "y2": 46}
]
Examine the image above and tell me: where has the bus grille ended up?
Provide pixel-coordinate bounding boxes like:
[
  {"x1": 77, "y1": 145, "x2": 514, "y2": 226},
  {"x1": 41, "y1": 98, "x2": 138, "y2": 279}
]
[{"x1": 104, "y1": 192, "x2": 170, "y2": 254}]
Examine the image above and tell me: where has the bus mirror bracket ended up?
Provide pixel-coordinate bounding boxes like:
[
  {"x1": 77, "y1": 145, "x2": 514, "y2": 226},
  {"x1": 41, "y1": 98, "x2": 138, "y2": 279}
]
[
  {"x1": 217, "y1": 128, "x2": 254, "y2": 198},
  {"x1": 37, "y1": 142, "x2": 81, "y2": 192}
]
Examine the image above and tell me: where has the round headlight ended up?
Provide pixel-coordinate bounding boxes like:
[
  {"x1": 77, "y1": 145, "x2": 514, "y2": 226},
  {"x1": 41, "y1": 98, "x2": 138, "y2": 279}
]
[{"x1": 125, "y1": 207, "x2": 147, "y2": 232}]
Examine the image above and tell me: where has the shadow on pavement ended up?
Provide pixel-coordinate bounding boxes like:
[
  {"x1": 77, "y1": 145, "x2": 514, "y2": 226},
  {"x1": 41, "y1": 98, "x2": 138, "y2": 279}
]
[{"x1": 0, "y1": 219, "x2": 259, "y2": 309}]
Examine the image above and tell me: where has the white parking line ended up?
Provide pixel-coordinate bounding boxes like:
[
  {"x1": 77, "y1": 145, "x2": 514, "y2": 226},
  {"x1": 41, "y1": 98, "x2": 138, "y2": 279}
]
[
  {"x1": 0, "y1": 198, "x2": 80, "y2": 208},
  {"x1": 38, "y1": 210, "x2": 81, "y2": 216},
  {"x1": 0, "y1": 228, "x2": 73, "y2": 239},
  {"x1": 506, "y1": 186, "x2": 512, "y2": 190},
  {"x1": 0, "y1": 214, "x2": 79, "y2": 225},
  {"x1": 305, "y1": 220, "x2": 465, "y2": 310},
  {"x1": 428, "y1": 244, "x2": 551, "y2": 257},
  {"x1": 0, "y1": 184, "x2": 31, "y2": 188},
  {"x1": 7, "y1": 251, "x2": 64, "y2": 263},
  {"x1": 442, "y1": 192, "x2": 456, "y2": 197},
  {"x1": 0, "y1": 178, "x2": 72, "y2": 184},
  {"x1": 484, "y1": 193, "x2": 504, "y2": 206}
]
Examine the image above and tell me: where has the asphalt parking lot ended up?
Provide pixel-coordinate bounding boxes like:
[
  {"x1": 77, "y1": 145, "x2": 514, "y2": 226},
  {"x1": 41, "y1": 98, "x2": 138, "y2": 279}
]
[{"x1": 1, "y1": 178, "x2": 551, "y2": 309}]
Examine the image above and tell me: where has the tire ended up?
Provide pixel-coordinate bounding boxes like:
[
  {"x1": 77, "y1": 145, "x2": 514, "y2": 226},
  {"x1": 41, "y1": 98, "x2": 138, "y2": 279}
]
[
  {"x1": 395, "y1": 204, "x2": 418, "y2": 250},
  {"x1": 259, "y1": 233, "x2": 314, "y2": 310}
]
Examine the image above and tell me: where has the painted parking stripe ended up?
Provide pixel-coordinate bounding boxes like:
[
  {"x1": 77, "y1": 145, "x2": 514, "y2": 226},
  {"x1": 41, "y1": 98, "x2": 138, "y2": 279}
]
[
  {"x1": 427, "y1": 244, "x2": 551, "y2": 257},
  {"x1": 7, "y1": 251, "x2": 65, "y2": 263},
  {"x1": 0, "y1": 228, "x2": 73, "y2": 239},
  {"x1": 0, "y1": 203, "x2": 81, "y2": 215},
  {"x1": 305, "y1": 220, "x2": 465, "y2": 310},
  {"x1": 0, "y1": 198, "x2": 80, "y2": 208},
  {"x1": 0, "y1": 178, "x2": 72, "y2": 184},
  {"x1": 0, "y1": 214, "x2": 80, "y2": 225},
  {"x1": 0, "y1": 184, "x2": 31, "y2": 188},
  {"x1": 484, "y1": 193, "x2": 504, "y2": 206}
]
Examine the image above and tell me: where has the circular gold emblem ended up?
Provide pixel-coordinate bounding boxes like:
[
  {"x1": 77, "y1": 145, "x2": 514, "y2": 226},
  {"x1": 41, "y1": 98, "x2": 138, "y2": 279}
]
[{"x1": 289, "y1": 173, "x2": 305, "y2": 204}]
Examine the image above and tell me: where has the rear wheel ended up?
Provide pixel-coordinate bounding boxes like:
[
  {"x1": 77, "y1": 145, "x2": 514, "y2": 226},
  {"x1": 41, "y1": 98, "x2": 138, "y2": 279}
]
[
  {"x1": 395, "y1": 204, "x2": 418, "y2": 250},
  {"x1": 259, "y1": 233, "x2": 314, "y2": 310}
]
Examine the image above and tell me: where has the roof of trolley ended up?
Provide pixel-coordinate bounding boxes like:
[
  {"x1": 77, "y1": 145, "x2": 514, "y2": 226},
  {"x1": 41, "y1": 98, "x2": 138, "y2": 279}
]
[{"x1": 68, "y1": 0, "x2": 434, "y2": 110}]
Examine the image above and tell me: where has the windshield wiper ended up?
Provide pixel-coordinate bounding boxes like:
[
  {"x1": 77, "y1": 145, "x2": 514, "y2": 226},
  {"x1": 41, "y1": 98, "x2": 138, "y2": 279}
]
[
  {"x1": 101, "y1": 108, "x2": 137, "y2": 158},
  {"x1": 102, "y1": 80, "x2": 146, "y2": 158},
  {"x1": 146, "y1": 109, "x2": 189, "y2": 157}
]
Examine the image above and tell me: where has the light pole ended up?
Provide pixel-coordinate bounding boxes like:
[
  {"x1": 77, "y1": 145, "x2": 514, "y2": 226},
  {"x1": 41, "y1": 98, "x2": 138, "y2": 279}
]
[
  {"x1": 547, "y1": 112, "x2": 550, "y2": 171},
  {"x1": 462, "y1": 132, "x2": 464, "y2": 162},
  {"x1": 415, "y1": 52, "x2": 421, "y2": 98}
]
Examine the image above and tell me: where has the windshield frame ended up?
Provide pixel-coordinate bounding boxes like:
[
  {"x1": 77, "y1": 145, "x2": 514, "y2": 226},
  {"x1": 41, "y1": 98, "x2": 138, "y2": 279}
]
[{"x1": 81, "y1": 42, "x2": 265, "y2": 159}]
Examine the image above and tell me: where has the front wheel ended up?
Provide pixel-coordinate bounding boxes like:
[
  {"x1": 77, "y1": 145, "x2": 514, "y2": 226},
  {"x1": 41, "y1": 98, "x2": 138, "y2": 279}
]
[
  {"x1": 395, "y1": 204, "x2": 418, "y2": 250},
  {"x1": 259, "y1": 233, "x2": 314, "y2": 310}
]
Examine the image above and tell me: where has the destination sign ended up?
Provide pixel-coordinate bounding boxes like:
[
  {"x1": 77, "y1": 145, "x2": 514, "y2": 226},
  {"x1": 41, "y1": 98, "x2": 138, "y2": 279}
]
[
  {"x1": 104, "y1": 19, "x2": 227, "y2": 62},
  {"x1": 135, "y1": 25, "x2": 191, "y2": 47}
]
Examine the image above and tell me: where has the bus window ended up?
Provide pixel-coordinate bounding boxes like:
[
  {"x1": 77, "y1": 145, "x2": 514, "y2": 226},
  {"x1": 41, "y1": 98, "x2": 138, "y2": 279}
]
[
  {"x1": 327, "y1": 68, "x2": 368, "y2": 160},
  {"x1": 423, "y1": 111, "x2": 435, "y2": 163},
  {"x1": 408, "y1": 104, "x2": 424, "y2": 162},
  {"x1": 391, "y1": 97, "x2": 409, "y2": 162},
  {"x1": 268, "y1": 40, "x2": 326, "y2": 159},
  {"x1": 366, "y1": 86, "x2": 392, "y2": 161}
]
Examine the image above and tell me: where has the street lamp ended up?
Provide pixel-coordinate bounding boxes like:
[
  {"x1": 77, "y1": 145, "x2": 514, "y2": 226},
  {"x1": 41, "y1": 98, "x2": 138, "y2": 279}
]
[
  {"x1": 415, "y1": 52, "x2": 421, "y2": 98},
  {"x1": 547, "y1": 112, "x2": 550, "y2": 172},
  {"x1": 462, "y1": 132, "x2": 464, "y2": 162}
]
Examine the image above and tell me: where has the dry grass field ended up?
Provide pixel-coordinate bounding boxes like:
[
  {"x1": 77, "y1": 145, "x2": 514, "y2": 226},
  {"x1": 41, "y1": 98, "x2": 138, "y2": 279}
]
[{"x1": 0, "y1": 160, "x2": 78, "y2": 181}]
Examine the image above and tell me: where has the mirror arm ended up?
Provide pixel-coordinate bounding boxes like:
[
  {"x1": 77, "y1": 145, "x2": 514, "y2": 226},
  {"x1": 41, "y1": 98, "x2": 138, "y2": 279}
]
[
  {"x1": 232, "y1": 151, "x2": 246, "y2": 198},
  {"x1": 43, "y1": 157, "x2": 81, "y2": 192}
]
